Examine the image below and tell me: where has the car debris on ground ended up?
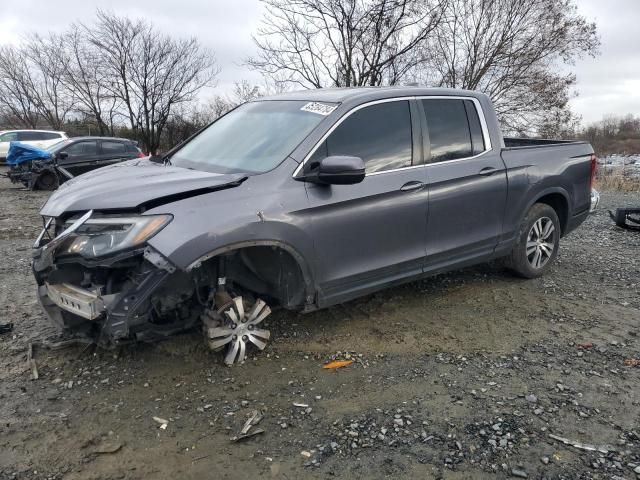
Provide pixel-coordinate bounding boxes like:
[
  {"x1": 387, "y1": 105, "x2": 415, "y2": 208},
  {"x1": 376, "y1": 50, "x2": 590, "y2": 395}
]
[
  {"x1": 152, "y1": 417, "x2": 169, "y2": 429},
  {"x1": 0, "y1": 322, "x2": 13, "y2": 335},
  {"x1": 230, "y1": 410, "x2": 264, "y2": 442},
  {"x1": 26, "y1": 342, "x2": 38, "y2": 380},
  {"x1": 548, "y1": 433, "x2": 615, "y2": 454},
  {"x1": 322, "y1": 359, "x2": 354, "y2": 369},
  {"x1": 609, "y1": 207, "x2": 640, "y2": 231}
]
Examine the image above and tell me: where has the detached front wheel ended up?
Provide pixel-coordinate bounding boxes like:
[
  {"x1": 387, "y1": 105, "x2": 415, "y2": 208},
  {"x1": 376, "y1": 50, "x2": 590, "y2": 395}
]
[
  {"x1": 507, "y1": 203, "x2": 560, "y2": 279},
  {"x1": 202, "y1": 296, "x2": 272, "y2": 365}
]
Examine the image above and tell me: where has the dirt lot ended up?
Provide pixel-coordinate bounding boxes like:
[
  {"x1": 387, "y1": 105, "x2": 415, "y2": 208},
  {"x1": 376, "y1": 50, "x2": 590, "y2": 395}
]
[{"x1": 0, "y1": 173, "x2": 639, "y2": 480}]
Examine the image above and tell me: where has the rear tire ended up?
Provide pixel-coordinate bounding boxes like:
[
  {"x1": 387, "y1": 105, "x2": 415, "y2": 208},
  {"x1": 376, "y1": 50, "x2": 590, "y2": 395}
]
[{"x1": 506, "y1": 203, "x2": 560, "y2": 279}]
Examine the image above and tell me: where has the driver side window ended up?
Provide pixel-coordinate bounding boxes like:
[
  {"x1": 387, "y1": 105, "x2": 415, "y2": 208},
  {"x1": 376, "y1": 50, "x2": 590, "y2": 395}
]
[
  {"x1": 62, "y1": 141, "x2": 98, "y2": 160},
  {"x1": 309, "y1": 100, "x2": 413, "y2": 174}
]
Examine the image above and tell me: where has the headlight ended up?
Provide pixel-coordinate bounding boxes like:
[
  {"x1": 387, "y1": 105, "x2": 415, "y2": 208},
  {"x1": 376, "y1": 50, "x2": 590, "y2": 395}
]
[{"x1": 59, "y1": 214, "x2": 172, "y2": 258}]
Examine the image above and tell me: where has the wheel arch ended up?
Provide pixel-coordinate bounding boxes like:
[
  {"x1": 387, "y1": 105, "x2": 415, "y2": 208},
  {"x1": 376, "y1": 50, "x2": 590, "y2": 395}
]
[
  {"x1": 186, "y1": 239, "x2": 316, "y2": 309},
  {"x1": 528, "y1": 188, "x2": 571, "y2": 236}
]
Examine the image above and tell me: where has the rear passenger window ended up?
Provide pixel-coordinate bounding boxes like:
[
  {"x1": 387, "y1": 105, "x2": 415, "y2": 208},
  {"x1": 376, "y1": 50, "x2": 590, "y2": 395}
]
[
  {"x1": 421, "y1": 99, "x2": 472, "y2": 162},
  {"x1": 464, "y1": 100, "x2": 486, "y2": 155},
  {"x1": 311, "y1": 101, "x2": 412, "y2": 174},
  {"x1": 18, "y1": 131, "x2": 46, "y2": 141}
]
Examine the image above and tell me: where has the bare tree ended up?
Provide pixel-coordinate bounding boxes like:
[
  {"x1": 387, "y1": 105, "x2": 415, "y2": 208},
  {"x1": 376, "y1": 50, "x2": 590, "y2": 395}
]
[
  {"x1": 0, "y1": 36, "x2": 76, "y2": 130},
  {"x1": 204, "y1": 79, "x2": 288, "y2": 123},
  {"x1": 0, "y1": 46, "x2": 42, "y2": 128},
  {"x1": 84, "y1": 11, "x2": 218, "y2": 153},
  {"x1": 248, "y1": 0, "x2": 445, "y2": 88},
  {"x1": 423, "y1": 0, "x2": 599, "y2": 133},
  {"x1": 61, "y1": 25, "x2": 121, "y2": 135},
  {"x1": 23, "y1": 34, "x2": 76, "y2": 130}
]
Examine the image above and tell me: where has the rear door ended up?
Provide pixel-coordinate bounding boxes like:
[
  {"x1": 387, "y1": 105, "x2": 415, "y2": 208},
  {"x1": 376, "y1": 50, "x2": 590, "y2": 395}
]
[
  {"x1": 419, "y1": 97, "x2": 508, "y2": 271},
  {"x1": 300, "y1": 99, "x2": 428, "y2": 306},
  {"x1": 99, "y1": 140, "x2": 136, "y2": 166}
]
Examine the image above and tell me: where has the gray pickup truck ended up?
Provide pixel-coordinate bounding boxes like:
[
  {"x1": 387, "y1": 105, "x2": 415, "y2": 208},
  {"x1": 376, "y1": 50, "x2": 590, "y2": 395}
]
[{"x1": 32, "y1": 87, "x2": 599, "y2": 364}]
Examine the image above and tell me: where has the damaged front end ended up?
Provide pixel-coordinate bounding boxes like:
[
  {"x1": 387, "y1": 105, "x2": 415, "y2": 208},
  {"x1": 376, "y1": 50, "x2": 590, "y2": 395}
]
[
  {"x1": 32, "y1": 211, "x2": 215, "y2": 347},
  {"x1": 5, "y1": 142, "x2": 59, "y2": 190},
  {"x1": 8, "y1": 159, "x2": 59, "y2": 190}
]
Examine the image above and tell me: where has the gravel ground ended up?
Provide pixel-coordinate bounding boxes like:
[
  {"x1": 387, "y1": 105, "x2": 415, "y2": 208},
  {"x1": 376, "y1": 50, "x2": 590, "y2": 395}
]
[{"x1": 0, "y1": 172, "x2": 638, "y2": 480}]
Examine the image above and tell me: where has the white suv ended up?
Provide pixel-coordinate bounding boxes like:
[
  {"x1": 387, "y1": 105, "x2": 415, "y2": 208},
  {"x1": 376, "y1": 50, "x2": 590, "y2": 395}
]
[{"x1": 0, "y1": 130, "x2": 68, "y2": 162}]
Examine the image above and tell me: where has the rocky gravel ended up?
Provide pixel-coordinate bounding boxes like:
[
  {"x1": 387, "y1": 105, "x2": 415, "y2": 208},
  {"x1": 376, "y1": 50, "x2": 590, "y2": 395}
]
[{"x1": 0, "y1": 173, "x2": 638, "y2": 480}]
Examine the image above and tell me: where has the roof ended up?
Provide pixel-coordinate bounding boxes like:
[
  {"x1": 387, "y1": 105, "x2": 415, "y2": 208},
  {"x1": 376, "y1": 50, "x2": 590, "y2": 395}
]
[
  {"x1": 261, "y1": 86, "x2": 483, "y2": 104},
  {"x1": 0, "y1": 129, "x2": 66, "y2": 134},
  {"x1": 66, "y1": 136, "x2": 136, "y2": 142}
]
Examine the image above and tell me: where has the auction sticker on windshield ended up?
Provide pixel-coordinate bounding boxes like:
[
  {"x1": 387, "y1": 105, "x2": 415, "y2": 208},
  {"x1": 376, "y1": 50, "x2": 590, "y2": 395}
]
[{"x1": 300, "y1": 102, "x2": 338, "y2": 116}]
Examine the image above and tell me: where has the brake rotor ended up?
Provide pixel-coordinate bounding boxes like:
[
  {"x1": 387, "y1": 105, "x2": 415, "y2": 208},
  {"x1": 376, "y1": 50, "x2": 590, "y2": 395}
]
[{"x1": 203, "y1": 296, "x2": 271, "y2": 365}]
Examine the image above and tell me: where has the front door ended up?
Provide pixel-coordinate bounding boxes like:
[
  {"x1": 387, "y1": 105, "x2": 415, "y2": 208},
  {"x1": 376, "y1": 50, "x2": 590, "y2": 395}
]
[
  {"x1": 301, "y1": 99, "x2": 428, "y2": 306},
  {"x1": 419, "y1": 98, "x2": 508, "y2": 271},
  {"x1": 57, "y1": 140, "x2": 100, "y2": 176}
]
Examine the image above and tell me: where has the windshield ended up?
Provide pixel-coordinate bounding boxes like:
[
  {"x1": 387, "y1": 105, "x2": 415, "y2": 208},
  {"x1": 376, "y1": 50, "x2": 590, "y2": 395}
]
[
  {"x1": 170, "y1": 100, "x2": 336, "y2": 174},
  {"x1": 46, "y1": 139, "x2": 72, "y2": 152}
]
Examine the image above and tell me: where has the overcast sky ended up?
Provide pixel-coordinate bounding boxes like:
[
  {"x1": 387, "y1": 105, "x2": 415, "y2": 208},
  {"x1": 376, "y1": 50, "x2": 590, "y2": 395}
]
[{"x1": 0, "y1": 0, "x2": 638, "y2": 125}]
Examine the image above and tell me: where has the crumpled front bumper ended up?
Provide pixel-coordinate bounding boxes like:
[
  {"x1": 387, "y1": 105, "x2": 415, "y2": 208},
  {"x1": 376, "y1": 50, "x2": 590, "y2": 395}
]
[
  {"x1": 32, "y1": 213, "x2": 176, "y2": 345},
  {"x1": 34, "y1": 254, "x2": 173, "y2": 345},
  {"x1": 43, "y1": 282, "x2": 116, "y2": 320}
]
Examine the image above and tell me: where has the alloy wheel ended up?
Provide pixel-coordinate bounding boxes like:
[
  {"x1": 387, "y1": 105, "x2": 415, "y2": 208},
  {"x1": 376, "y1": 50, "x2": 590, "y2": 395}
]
[
  {"x1": 204, "y1": 297, "x2": 271, "y2": 365},
  {"x1": 526, "y1": 216, "x2": 556, "y2": 269}
]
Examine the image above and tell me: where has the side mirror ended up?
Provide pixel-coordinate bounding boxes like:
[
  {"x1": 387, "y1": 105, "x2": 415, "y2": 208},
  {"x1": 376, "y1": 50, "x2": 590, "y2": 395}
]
[
  {"x1": 302, "y1": 155, "x2": 365, "y2": 185},
  {"x1": 57, "y1": 152, "x2": 68, "y2": 160}
]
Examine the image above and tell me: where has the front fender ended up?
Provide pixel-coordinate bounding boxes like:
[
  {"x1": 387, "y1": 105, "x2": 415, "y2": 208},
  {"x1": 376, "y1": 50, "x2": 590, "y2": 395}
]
[{"x1": 145, "y1": 162, "x2": 318, "y2": 296}]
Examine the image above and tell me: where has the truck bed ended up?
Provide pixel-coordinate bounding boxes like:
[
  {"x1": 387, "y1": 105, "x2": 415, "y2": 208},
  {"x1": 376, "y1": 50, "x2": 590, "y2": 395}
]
[{"x1": 503, "y1": 137, "x2": 589, "y2": 149}]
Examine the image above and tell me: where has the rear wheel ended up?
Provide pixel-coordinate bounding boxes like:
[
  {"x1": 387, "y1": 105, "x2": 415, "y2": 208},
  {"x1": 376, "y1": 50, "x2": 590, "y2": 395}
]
[
  {"x1": 506, "y1": 203, "x2": 560, "y2": 279},
  {"x1": 35, "y1": 171, "x2": 59, "y2": 191}
]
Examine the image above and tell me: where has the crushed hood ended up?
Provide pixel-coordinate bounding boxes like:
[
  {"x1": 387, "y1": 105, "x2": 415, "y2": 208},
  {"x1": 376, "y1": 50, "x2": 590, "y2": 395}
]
[{"x1": 40, "y1": 159, "x2": 247, "y2": 217}]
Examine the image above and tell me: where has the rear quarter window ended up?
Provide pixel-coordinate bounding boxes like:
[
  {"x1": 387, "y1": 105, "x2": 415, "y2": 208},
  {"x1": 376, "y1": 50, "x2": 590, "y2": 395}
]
[
  {"x1": 464, "y1": 100, "x2": 486, "y2": 155},
  {"x1": 40, "y1": 132, "x2": 63, "y2": 140}
]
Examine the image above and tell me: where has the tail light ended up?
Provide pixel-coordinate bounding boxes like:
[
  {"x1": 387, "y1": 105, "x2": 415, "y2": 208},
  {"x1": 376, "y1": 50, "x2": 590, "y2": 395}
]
[
  {"x1": 137, "y1": 150, "x2": 146, "y2": 158},
  {"x1": 589, "y1": 153, "x2": 597, "y2": 189}
]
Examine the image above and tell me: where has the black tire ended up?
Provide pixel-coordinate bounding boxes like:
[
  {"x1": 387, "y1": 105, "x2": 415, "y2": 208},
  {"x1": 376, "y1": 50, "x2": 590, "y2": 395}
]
[
  {"x1": 35, "y1": 171, "x2": 59, "y2": 191},
  {"x1": 506, "y1": 203, "x2": 561, "y2": 279}
]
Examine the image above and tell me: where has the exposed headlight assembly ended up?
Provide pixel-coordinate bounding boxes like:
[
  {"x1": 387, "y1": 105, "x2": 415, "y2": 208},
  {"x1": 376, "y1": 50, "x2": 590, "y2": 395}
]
[{"x1": 59, "y1": 214, "x2": 172, "y2": 258}]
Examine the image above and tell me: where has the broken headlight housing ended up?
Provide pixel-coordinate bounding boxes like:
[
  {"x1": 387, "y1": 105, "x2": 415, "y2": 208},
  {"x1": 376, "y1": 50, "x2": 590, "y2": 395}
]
[{"x1": 58, "y1": 214, "x2": 172, "y2": 258}]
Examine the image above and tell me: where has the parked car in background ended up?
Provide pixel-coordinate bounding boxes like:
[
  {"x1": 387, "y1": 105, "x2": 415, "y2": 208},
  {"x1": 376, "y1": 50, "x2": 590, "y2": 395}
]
[
  {"x1": 7, "y1": 136, "x2": 144, "y2": 190},
  {"x1": 0, "y1": 130, "x2": 68, "y2": 163}
]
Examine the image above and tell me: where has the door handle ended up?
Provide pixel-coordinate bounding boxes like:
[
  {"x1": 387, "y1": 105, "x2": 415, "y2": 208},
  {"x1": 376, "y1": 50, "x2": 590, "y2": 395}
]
[
  {"x1": 400, "y1": 181, "x2": 425, "y2": 192},
  {"x1": 479, "y1": 167, "x2": 500, "y2": 176}
]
